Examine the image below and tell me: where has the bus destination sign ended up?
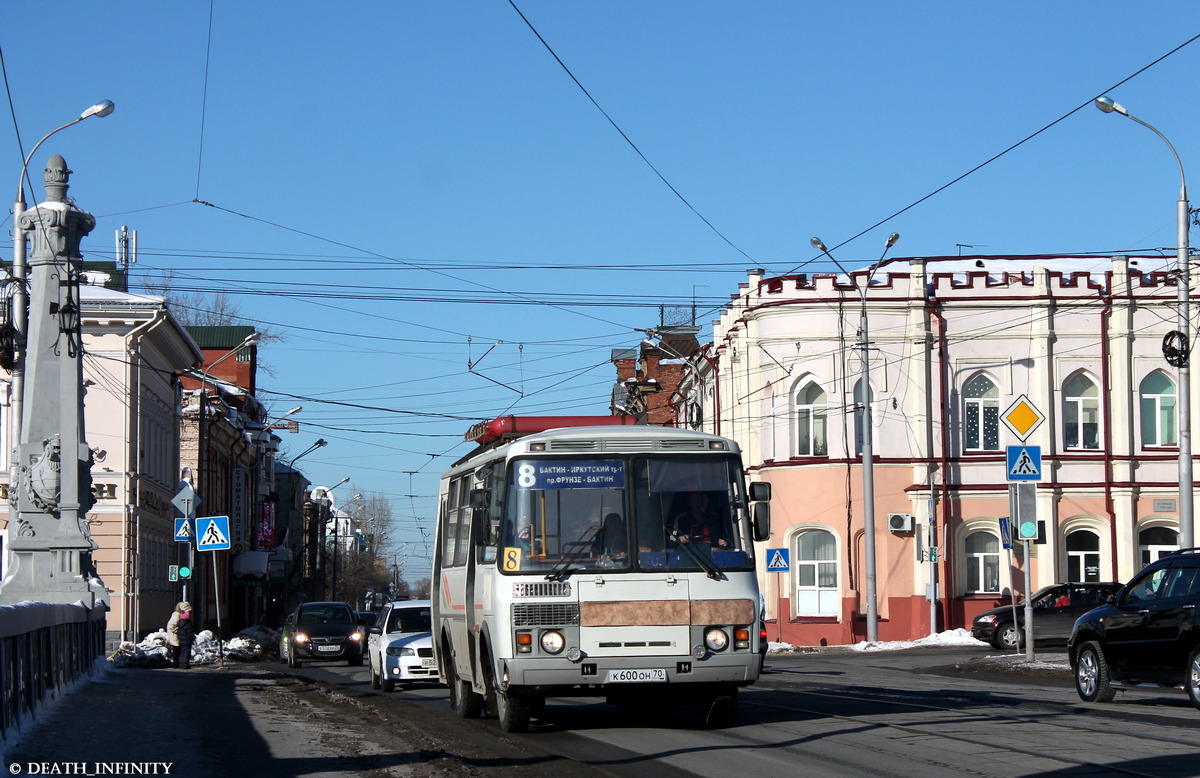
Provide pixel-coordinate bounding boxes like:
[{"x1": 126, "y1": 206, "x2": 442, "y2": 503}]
[{"x1": 517, "y1": 460, "x2": 625, "y2": 490}]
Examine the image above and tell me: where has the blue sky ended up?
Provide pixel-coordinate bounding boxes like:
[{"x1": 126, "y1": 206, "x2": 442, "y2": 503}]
[{"x1": 2, "y1": 2, "x2": 1198, "y2": 579}]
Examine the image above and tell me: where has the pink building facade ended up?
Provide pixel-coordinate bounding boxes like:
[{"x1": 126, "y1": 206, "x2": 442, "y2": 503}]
[{"x1": 675, "y1": 256, "x2": 1190, "y2": 645}]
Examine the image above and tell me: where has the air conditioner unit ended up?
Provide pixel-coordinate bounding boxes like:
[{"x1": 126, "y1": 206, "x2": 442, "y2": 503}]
[{"x1": 887, "y1": 513, "x2": 913, "y2": 533}]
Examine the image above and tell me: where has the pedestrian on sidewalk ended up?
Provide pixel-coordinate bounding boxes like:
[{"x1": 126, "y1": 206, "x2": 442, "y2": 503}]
[
  {"x1": 175, "y1": 607, "x2": 197, "y2": 669},
  {"x1": 166, "y1": 601, "x2": 191, "y2": 666}
]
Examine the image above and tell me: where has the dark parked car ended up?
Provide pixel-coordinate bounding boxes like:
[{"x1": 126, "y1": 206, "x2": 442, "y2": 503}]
[
  {"x1": 1069, "y1": 549, "x2": 1200, "y2": 709},
  {"x1": 971, "y1": 581, "x2": 1120, "y2": 650},
  {"x1": 280, "y1": 601, "x2": 367, "y2": 667}
]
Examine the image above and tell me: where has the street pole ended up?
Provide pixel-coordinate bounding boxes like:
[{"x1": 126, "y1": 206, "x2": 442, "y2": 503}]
[
  {"x1": 1095, "y1": 96, "x2": 1192, "y2": 547},
  {"x1": 811, "y1": 233, "x2": 900, "y2": 643}
]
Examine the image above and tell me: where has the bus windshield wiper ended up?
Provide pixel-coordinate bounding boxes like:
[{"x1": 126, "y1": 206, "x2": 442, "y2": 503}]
[
  {"x1": 669, "y1": 531, "x2": 725, "y2": 581},
  {"x1": 546, "y1": 527, "x2": 598, "y2": 581}
]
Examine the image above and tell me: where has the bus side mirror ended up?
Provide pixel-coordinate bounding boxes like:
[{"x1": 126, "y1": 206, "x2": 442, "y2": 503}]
[
  {"x1": 469, "y1": 489, "x2": 488, "y2": 510},
  {"x1": 749, "y1": 482, "x2": 771, "y2": 502},
  {"x1": 752, "y1": 502, "x2": 770, "y2": 542}
]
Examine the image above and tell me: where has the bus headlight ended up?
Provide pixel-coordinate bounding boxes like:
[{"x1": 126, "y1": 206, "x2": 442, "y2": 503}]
[
  {"x1": 540, "y1": 630, "x2": 565, "y2": 654},
  {"x1": 704, "y1": 628, "x2": 729, "y2": 652}
]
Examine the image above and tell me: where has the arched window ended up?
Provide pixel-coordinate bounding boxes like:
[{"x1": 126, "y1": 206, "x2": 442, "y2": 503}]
[
  {"x1": 1063, "y1": 373, "x2": 1100, "y2": 450},
  {"x1": 965, "y1": 531, "x2": 1000, "y2": 593},
  {"x1": 1066, "y1": 529, "x2": 1101, "y2": 582},
  {"x1": 795, "y1": 382, "x2": 828, "y2": 457},
  {"x1": 794, "y1": 529, "x2": 838, "y2": 616},
  {"x1": 853, "y1": 378, "x2": 873, "y2": 456},
  {"x1": 963, "y1": 375, "x2": 1000, "y2": 451},
  {"x1": 1140, "y1": 371, "x2": 1177, "y2": 447},
  {"x1": 1139, "y1": 526, "x2": 1179, "y2": 567}
]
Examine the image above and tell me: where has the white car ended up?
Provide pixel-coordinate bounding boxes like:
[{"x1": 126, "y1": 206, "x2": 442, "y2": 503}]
[{"x1": 367, "y1": 600, "x2": 437, "y2": 692}]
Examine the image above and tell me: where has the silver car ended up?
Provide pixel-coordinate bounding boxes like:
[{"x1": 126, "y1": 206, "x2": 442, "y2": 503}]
[{"x1": 367, "y1": 600, "x2": 437, "y2": 692}]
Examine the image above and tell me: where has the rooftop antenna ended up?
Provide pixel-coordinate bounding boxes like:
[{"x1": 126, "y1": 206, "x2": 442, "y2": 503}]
[{"x1": 956, "y1": 244, "x2": 986, "y2": 256}]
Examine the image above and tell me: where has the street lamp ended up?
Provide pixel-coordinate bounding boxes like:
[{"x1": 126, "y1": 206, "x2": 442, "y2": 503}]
[
  {"x1": 1096, "y1": 96, "x2": 1193, "y2": 548},
  {"x1": 288, "y1": 438, "x2": 327, "y2": 468},
  {"x1": 11, "y1": 101, "x2": 115, "y2": 443},
  {"x1": 810, "y1": 233, "x2": 900, "y2": 643},
  {"x1": 265, "y1": 405, "x2": 302, "y2": 431}
]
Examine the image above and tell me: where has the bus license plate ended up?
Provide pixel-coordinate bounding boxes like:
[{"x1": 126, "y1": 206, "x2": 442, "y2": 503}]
[{"x1": 607, "y1": 668, "x2": 667, "y2": 683}]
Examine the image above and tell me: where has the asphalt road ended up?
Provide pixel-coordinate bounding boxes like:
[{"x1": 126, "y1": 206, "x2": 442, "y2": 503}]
[{"x1": 8, "y1": 645, "x2": 1200, "y2": 777}]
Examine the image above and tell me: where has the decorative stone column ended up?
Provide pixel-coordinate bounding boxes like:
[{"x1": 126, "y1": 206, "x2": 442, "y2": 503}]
[{"x1": 0, "y1": 155, "x2": 106, "y2": 607}]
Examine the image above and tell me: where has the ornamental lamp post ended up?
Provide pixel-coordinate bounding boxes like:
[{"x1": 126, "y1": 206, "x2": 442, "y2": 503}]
[
  {"x1": 10, "y1": 101, "x2": 114, "y2": 446},
  {"x1": 1095, "y1": 96, "x2": 1193, "y2": 548}
]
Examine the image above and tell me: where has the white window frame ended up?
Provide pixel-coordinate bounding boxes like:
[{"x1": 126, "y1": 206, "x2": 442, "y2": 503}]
[
  {"x1": 794, "y1": 381, "x2": 828, "y2": 457},
  {"x1": 1140, "y1": 371, "x2": 1178, "y2": 448},
  {"x1": 963, "y1": 374, "x2": 1000, "y2": 451},
  {"x1": 793, "y1": 528, "x2": 839, "y2": 617},
  {"x1": 964, "y1": 530, "x2": 1001, "y2": 594},
  {"x1": 1063, "y1": 372, "x2": 1101, "y2": 451}
]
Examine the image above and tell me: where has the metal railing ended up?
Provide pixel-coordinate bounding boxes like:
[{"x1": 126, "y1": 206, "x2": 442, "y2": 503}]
[{"x1": 0, "y1": 603, "x2": 106, "y2": 741}]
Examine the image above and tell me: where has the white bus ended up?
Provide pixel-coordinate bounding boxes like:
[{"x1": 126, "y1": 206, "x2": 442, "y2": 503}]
[{"x1": 432, "y1": 416, "x2": 771, "y2": 732}]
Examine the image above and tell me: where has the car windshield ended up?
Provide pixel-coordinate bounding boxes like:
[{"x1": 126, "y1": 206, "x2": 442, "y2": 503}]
[
  {"x1": 298, "y1": 605, "x2": 354, "y2": 625},
  {"x1": 386, "y1": 606, "x2": 432, "y2": 634},
  {"x1": 499, "y1": 455, "x2": 753, "y2": 575}
]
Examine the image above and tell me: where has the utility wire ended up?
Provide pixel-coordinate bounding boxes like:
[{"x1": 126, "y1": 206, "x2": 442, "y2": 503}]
[
  {"x1": 194, "y1": 0, "x2": 216, "y2": 199},
  {"x1": 779, "y1": 32, "x2": 1200, "y2": 278},
  {"x1": 507, "y1": 0, "x2": 754, "y2": 263}
]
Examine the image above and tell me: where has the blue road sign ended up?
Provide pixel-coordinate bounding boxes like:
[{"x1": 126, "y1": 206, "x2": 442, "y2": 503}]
[
  {"x1": 173, "y1": 518, "x2": 195, "y2": 543},
  {"x1": 766, "y1": 547, "x2": 790, "y2": 572},
  {"x1": 196, "y1": 515, "x2": 232, "y2": 552},
  {"x1": 998, "y1": 517, "x2": 1013, "y2": 550},
  {"x1": 1006, "y1": 445, "x2": 1042, "y2": 482}
]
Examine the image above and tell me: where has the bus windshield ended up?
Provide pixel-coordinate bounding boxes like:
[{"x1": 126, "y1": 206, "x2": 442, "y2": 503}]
[{"x1": 499, "y1": 456, "x2": 752, "y2": 576}]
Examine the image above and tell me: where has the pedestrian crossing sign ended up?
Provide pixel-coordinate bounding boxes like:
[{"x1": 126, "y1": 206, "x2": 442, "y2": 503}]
[
  {"x1": 196, "y1": 515, "x2": 232, "y2": 551},
  {"x1": 1006, "y1": 445, "x2": 1042, "y2": 482},
  {"x1": 766, "y1": 547, "x2": 790, "y2": 572},
  {"x1": 173, "y1": 518, "x2": 195, "y2": 543}
]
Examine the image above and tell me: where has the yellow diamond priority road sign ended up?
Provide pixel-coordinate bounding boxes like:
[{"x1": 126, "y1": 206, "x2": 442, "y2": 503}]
[{"x1": 1001, "y1": 394, "x2": 1045, "y2": 441}]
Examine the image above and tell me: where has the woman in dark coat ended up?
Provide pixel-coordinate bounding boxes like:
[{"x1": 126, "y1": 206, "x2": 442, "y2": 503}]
[{"x1": 175, "y1": 609, "x2": 197, "y2": 669}]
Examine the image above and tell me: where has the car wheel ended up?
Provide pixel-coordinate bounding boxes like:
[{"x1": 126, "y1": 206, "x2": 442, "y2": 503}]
[
  {"x1": 370, "y1": 660, "x2": 381, "y2": 690},
  {"x1": 993, "y1": 622, "x2": 1022, "y2": 651},
  {"x1": 1075, "y1": 641, "x2": 1116, "y2": 703},
  {"x1": 381, "y1": 674, "x2": 396, "y2": 693},
  {"x1": 1186, "y1": 647, "x2": 1200, "y2": 711}
]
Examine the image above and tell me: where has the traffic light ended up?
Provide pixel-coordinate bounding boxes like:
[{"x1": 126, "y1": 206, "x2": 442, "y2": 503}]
[
  {"x1": 178, "y1": 565, "x2": 192, "y2": 579},
  {"x1": 1017, "y1": 519, "x2": 1039, "y2": 542}
]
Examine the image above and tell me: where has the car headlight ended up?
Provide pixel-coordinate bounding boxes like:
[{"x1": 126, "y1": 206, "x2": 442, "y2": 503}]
[
  {"x1": 386, "y1": 646, "x2": 416, "y2": 656},
  {"x1": 704, "y1": 628, "x2": 729, "y2": 652},
  {"x1": 975, "y1": 615, "x2": 997, "y2": 625},
  {"x1": 350, "y1": 631, "x2": 363, "y2": 641},
  {"x1": 540, "y1": 630, "x2": 565, "y2": 654},
  {"x1": 294, "y1": 632, "x2": 309, "y2": 643}
]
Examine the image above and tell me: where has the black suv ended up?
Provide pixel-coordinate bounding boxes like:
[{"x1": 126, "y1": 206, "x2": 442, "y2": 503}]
[
  {"x1": 1069, "y1": 549, "x2": 1200, "y2": 709},
  {"x1": 971, "y1": 582, "x2": 1120, "y2": 650}
]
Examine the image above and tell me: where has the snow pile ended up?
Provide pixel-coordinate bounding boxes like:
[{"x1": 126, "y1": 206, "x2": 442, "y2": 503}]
[
  {"x1": 849, "y1": 628, "x2": 988, "y2": 652},
  {"x1": 108, "y1": 625, "x2": 281, "y2": 668},
  {"x1": 768, "y1": 628, "x2": 989, "y2": 654}
]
